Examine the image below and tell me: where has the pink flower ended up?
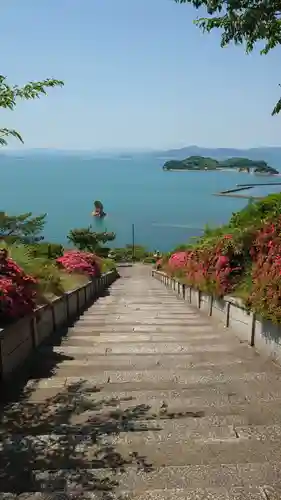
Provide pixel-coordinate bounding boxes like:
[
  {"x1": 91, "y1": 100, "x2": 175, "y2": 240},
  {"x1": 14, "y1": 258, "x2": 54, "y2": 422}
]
[
  {"x1": 56, "y1": 250, "x2": 101, "y2": 277},
  {"x1": 168, "y1": 252, "x2": 189, "y2": 269},
  {"x1": 215, "y1": 255, "x2": 229, "y2": 271},
  {"x1": 0, "y1": 258, "x2": 38, "y2": 322}
]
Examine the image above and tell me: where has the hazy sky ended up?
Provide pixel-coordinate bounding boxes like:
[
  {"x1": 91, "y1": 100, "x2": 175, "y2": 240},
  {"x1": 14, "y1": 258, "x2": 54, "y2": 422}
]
[{"x1": 2, "y1": 0, "x2": 281, "y2": 150}]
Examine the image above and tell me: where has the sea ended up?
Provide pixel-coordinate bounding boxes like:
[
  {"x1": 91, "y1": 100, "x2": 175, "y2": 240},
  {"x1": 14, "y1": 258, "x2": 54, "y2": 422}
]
[{"x1": 1, "y1": 153, "x2": 280, "y2": 252}]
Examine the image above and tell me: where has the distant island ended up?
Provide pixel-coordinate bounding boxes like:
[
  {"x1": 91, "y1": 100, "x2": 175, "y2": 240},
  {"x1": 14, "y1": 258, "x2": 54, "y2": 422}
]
[{"x1": 163, "y1": 156, "x2": 279, "y2": 175}]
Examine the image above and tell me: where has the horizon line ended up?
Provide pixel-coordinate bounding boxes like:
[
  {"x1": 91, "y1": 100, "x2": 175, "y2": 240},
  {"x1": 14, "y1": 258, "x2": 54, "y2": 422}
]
[{"x1": 2, "y1": 144, "x2": 281, "y2": 153}]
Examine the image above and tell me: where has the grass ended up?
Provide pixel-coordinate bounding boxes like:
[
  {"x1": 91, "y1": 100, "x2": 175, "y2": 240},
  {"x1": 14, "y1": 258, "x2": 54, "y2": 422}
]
[
  {"x1": 59, "y1": 272, "x2": 89, "y2": 293},
  {"x1": 100, "y1": 257, "x2": 116, "y2": 273}
]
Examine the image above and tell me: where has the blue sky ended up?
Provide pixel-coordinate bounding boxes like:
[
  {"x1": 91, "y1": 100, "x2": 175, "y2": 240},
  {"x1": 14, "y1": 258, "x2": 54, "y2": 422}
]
[{"x1": 2, "y1": 0, "x2": 281, "y2": 150}]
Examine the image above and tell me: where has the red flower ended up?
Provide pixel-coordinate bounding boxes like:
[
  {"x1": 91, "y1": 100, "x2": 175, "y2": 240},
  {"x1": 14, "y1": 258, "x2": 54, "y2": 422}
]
[
  {"x1": 215, "y1": 255, "x2": 229, "y2": 271},
  {"x1": 0, "y1": 258, "x2": 38, "y2": 323}
]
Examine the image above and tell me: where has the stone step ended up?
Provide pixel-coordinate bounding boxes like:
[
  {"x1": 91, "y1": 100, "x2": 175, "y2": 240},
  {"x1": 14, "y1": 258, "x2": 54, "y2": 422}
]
[
  {"x1": 78, "y1": 318, "x2": 208, "y2": 326},
  {"x1": 81, "y1": 313, "x2": 201, "y2": 320},
  {"x1": 61, "y1": 334, "x2": 235, "y2": 344},
  {"x1": 2, "y1": 462, "x2": 279, "y2": 493},
  {"x1": 2, "y1": 429, "x2": 281, "y2": 471},
  {"x1": 6, "y1": 388, "x2": 281, "y2": 428},
  {"x1": 23, "y1": 378, "x2": 281, "y2": 405},
  {"x1": 33, "y1": 366, "x2": 280, "y2": 392},
  {"x1": 83, "y1": 309, "x2": 200, "y2": 315},
  {"x1": 24, "y1": 369, "x2": 281, "y2": 389},
  {"x1": 89, "y1": 294, "x2": 189, "y2": 299},
  {"x1": 0, "y1": 486, "x2": 270, "y2": 500},
  {"x1": 68, "y1": 324, "x2": 214, "y2": 333},
  {"x1": 0, "y1": 410, "x2": 249, "y2": 435},
  {"x1": 47, "y1": 343, "x2": 251, "y2": 355},
  {"x1": 67, "y1": 326, "x2": 216, "y2": 336},
  {"x1": 5, "y1": 397, "x2": 281, "y2": 435},
  {"x1": 58, "y1": 337, "x2": 239, "y2": 348},
  {"x1": 36, "y1": 348, "x2": 263, "y2": 364},
  {"x1": 3, "y1": 422, "x2": 281, "y2": 446},
  {"x1": 50, "y1": 361, "x2": 274, "y2": 378},
  {"x1": 85, "y1": 304, "x2": 198, "y2": 309},
  {"x1": 0, "y1": 416, "x2": 239, "y2": 440},
  {"x1": 33, "y1": 354, "x2": 272, "y2": 374}
]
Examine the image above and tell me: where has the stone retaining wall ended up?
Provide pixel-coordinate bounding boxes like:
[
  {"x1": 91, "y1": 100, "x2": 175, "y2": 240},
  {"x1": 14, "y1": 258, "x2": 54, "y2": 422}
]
[
  {"x1": 152, "y1": 270, "x2": 281, "y2": 365},
  {"x1": 0, "y1": 270, "x2": 118, "y2": 380}
]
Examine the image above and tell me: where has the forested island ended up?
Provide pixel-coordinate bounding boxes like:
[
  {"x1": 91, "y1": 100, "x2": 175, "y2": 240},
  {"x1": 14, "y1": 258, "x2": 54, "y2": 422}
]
[{"x1": 163, "y1": 156, "x2": 279, "y2": 175}]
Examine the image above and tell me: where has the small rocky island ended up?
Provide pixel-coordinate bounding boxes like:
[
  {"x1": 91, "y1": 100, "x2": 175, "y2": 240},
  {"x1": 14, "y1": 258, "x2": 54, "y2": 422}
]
[
  {"x1": 163, "y1": 156, "x2": 279, "y2": 175},
  {"x1": 92, "y1": 200, "x2": 106, "y2": 218}
]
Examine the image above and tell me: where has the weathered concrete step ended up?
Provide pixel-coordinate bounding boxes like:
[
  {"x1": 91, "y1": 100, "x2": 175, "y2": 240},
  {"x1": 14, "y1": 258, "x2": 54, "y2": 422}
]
[
  {"x1": 0, "y1": 411, "x2": 245, "y2": 436},
  {"x1": 51, "y1": 359, "x2": 275, "y2": 377},
  {"x1": 121, "y1": 486, "x2": 279, "y2": 500},
  {"x1": 78, "y1": 318, "x2": 209, "y2": 326},
  {"x1": 34, "y1": 353, "x2": 271, "y2": 372},
  {"x1": 82, "y1": 313, "x2": 202, "y2": 320},
  {"x1": 6, "y1": 462, "x2": 281, "y2": 492},
  {"x1": 92, "y1": 300, "x2": 189, "y2": 305},
  {"x1": 91, "y1": 296, "x2": 183, "y2": 301},
  {"x1": 48, "y1": 343, "x2": 250, "y2": 355},
  {"x1": 77, "y1": 322, "x2": 213, "y2": 330},
  {"x1": 21, "y1": 384, "x2": 243, "y2": 402},
  {"x1": 84, "y1": 307, "x2": 199, "y2": 313},
  {"x1": 94, "y1": 295, "x2": 184, "y2": 299},
  {"x1": 41, "y1": 363, "x2": 281, "y2": 386},
  {"x1": 69, "y1": 324, "x2": 214, "y2": 333},
  {"x1": 36, "y1": 348, "x2": 263, "y2": 365},
  {"x1": 106, "y1": 437, "x2": 281, "y2": 467},
  {"x1": 24, "y1": 378, "x2": 281, "y2": 404},
  {"x1": 88, "y1": 305, "x2": 196, "y2": 311},
  {"x1": 0, "y1": 486, "x2": 270, "y2": 500},
  {"x1": 75, "y1": 323, "x2": 214, "y2": 331},
  {"x1": 0, "y1": 419, "x2": 238, "y2": 443},
  {"x1": 2, "y1": 431, "x2": 281, "y2": 469},
  {"x1": 4, "y1": 423, "x2": 281, "y2": 445},
  {"x1": 65, "y1": 332, "x2": 231, "y2": 341},
  {"x1": 4, "y1": 399, "x2": 281, "y2": 435},
  {"x1": 61, "y1": 335, "x2": 239, "y2": 346},
  {"x1": 25, "y1": 370, "x2": 281, "y2": 390}
]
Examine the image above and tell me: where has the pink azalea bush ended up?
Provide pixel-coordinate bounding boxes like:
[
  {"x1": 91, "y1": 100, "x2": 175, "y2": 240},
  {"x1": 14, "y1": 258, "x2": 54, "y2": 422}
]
[
  {"x1": 0, "y1": 258, "x2": 38, "y2": 323},
  {"x1": 168, "y1": 252, "x2": 189, "y2": 270},
  {"x1": 56, "y1": 250, "x2": 101, "y2": 277},
  {"x1": 166, "y1": 235, "x2": 244, "y2": 296}
]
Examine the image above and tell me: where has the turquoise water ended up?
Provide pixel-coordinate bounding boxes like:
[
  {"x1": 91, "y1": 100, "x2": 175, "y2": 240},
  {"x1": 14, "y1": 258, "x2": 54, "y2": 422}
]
[{"x1": 0, "y1": 154, "x2": 264, "y2": 251}]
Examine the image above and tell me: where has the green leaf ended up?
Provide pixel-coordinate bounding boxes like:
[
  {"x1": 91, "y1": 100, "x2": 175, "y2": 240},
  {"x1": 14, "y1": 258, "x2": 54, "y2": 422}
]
[
  {"x1": 174, "y1": 0, "x2": 281, "y2": 114},
  {"x1": 0, "y1": 76, "x2": 64, "y2": 146}
]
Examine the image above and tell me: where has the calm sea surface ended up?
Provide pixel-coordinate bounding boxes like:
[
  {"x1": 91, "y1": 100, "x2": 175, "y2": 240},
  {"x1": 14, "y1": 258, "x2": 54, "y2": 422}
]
[{"x1": 0, "y1": 154, "x2": 270, "y2": 251}]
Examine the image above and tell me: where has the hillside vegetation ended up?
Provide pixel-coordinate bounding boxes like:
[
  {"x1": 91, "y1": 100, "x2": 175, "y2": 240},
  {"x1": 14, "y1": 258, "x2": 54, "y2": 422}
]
[
  {"x1": 0, "y1": 212, "x2": 116, "y2": 326},
  {"x1": 158, "y1": 193, "x2": 281, "y2": 323}
]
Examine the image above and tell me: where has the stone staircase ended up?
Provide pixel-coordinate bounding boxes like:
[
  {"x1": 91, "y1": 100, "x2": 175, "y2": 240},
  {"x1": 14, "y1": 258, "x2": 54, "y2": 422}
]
[{"x1": 1, "y1": 264, "x2": 281, "y2": 499}]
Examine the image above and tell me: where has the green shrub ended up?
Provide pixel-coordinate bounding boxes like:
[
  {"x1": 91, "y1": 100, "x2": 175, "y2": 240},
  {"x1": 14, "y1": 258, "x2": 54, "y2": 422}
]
[
  {"x1": 101, "y1": 258, "x2": 116, "y2": 273},
  {"x1": 112, "y1": 245, "x2": 150, "y2": 262},
  {"x1": 229, "y1": 193, "x2": 281, "y2": 230},
  {"x1": 28, "y1": 242, "x2": 64, "y2": 259},
  {"x1": 143, "y1": 256, "x2": 156, "y2": 264},
  {"x1": 95, "y1": 246, "x2": 110, "y2": 258}
]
